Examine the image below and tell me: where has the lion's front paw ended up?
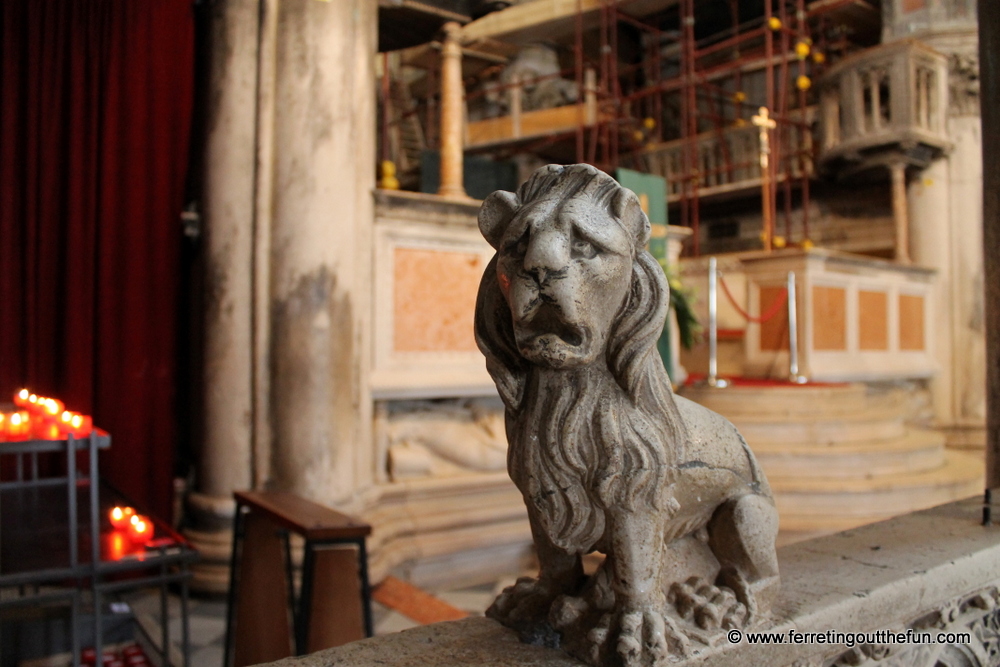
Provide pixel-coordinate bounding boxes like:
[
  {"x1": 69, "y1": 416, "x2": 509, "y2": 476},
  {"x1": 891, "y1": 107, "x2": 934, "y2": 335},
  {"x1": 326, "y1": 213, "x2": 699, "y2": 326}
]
[
  {"x1": 487, "y1": 576, "x2": 560, "y2": 628},
  {"x1": 668, "y1": 575, "x2": 749, "y2": 631},
  {"x1": 586, "y1": 607, "x2": 690, "y2": 667}
]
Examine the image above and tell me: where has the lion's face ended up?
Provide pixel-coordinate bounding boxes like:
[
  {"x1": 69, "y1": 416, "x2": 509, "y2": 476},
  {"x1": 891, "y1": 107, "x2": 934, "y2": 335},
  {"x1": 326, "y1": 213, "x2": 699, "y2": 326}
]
[{"x1": 493, "y1": 195, "x2": 634, "y2": 369}]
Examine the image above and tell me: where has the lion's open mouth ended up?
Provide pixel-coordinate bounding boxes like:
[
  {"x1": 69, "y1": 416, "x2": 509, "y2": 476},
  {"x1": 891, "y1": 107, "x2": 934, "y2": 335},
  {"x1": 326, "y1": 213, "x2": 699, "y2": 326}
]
[{"x1": 519, "y1": 306, "x2": 585, "y2": 348}]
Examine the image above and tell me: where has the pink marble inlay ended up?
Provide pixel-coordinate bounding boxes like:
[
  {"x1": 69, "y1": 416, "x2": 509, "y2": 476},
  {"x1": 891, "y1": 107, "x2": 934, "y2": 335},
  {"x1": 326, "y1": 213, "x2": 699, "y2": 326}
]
[{"x1": 394, "y1": 247, "x2": 486, "y2": 352}]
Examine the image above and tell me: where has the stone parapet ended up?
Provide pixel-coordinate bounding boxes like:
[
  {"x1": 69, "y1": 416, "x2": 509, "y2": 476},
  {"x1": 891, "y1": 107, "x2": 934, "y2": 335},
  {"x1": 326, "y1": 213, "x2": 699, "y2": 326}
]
[{"x1": 257, "y1": 497, "x2": 1000, "y2": 667}]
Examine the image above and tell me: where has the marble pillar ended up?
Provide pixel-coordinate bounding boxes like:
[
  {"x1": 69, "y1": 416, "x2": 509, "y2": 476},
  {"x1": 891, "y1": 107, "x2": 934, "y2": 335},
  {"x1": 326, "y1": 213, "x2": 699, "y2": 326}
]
[
  {"x1": 267, "y1": 0, "x2": 376, "y2": 506},
  {"x1": 186, "y1": 0, "x2": 259, "y2": 593},
  {"x1": 190, "y1": 0, "x2": 377, "y2": 592},
  {"x1": 437, "y1": 22, "x2": 467, "y2": 200},
  {"x1": 909, "y1": 150, "x2": 955, "y2": 428},
  {"x1": 890, "y1": 162, "x2": 911, "y2": 265}
]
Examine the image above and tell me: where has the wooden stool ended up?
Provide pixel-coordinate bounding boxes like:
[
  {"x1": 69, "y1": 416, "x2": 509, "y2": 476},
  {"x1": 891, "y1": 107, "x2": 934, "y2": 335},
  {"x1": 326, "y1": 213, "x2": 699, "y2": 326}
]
[{"x1": 224, "y1": 491, "x2": 373, "y2": 667}]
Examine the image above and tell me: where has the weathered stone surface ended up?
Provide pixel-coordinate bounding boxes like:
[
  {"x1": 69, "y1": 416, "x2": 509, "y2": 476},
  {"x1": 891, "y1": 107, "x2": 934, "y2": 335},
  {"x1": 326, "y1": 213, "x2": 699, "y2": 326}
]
[
  {"x1": 256, "y1": 497, "x2": 1000, "y2": 667},
  {"x1": 472, "y1": 165, "x2": 780, "y2": 666},
  {"x1": 263, "y1": 617, "x2": 582, "y2": 667}
]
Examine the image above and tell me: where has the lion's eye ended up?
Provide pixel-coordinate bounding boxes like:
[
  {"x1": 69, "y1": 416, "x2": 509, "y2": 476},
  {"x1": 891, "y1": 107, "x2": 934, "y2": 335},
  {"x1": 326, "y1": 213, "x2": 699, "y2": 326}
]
[
  {"x1": 506, "y1": 229, "x2": 530, "y2": 256},
  {"x1": 571, "y1": 239, "x2": 597, "y2": 259}
]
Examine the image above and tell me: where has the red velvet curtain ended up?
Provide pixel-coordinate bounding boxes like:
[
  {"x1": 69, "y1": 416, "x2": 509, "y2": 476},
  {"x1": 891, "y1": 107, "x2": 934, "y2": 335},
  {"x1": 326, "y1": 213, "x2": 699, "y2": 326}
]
[{"x1": 0, "y1": 0, "x2": 194, "y2": 519}]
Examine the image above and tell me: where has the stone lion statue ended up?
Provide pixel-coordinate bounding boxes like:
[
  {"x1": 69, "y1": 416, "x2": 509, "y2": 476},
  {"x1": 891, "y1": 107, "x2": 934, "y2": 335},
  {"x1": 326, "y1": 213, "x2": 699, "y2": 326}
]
[{"x1": 474, "y1": 164, "x2": 779, "y2": 666}]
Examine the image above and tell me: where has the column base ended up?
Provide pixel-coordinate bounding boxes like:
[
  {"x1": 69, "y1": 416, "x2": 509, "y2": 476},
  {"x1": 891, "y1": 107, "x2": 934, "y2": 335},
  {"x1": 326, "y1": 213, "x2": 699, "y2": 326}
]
[{"x1": 184, "y1": 491, "x2": 237, "y2": 595}]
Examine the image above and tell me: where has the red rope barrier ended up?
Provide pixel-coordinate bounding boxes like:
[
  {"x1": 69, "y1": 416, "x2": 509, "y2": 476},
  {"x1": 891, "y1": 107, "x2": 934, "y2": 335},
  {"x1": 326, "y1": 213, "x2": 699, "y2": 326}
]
[{"x1": 718, "y1": 274, "x2": 788, "y2": 324}]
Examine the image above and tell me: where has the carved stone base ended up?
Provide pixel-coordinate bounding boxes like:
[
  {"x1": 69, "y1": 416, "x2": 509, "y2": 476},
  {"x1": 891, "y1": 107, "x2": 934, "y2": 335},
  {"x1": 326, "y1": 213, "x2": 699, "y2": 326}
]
[{"x1": 184, "y1": 491, "x2": 237, "y2": 595}]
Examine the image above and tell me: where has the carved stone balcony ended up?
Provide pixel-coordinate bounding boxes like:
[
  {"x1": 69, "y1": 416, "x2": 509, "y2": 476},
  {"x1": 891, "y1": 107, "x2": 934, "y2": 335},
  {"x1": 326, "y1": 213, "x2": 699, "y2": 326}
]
[
  {"x1": 642, "y1": 113, "x2": 814, "y2": 204},
  {"x1": 818, "y1": 39, "x2": 951, "y2": 175}
]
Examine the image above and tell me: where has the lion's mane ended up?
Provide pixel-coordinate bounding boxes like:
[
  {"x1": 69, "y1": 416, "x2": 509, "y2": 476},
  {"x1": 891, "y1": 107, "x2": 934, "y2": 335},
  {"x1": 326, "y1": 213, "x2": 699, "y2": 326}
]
[{"x1": 474, "y1": 165, "x2": 688, "y2": 553}]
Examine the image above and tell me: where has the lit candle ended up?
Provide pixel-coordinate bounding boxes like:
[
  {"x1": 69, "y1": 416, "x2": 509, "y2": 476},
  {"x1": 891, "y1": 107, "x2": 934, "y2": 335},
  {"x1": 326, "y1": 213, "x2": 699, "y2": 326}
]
[
  {"x1": 106, "y1": 530, "x2": 128, "y2": 560},
  {"x1": 109, "y1": 506, "x2": 135, "y2": 529},
  {"x1": 60, "y1": 411, "x2": 93, "y2": 437},
  {"x1": 40, "y1": 397, "x2": 64, "y2": 418},
  {"x1": 13, "y1": 388, "x2": 31, "y2": 408},
  {"x1": 128, "y1": 515, "x2": 153, "y2": 543},
  {"x1": 33, "y1": 418, "x2": 62, "y2": 441},
  {"x1": 6, "y1": 411, "x2": 31, "y2": 440}
]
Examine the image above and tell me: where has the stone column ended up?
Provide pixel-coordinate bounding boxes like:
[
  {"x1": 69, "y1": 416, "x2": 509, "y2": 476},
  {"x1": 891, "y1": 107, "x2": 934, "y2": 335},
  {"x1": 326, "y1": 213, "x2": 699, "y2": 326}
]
[
  {"x1": 437, "y1": 22, "x2": 467, "y2": 199},
  {"x1": 185, "y1": 0, "x2": 259, "y2": 594},
  {"x1": 978, "y1": 0, "x2": 999, "y2": 488},
  {"x1": 909, "y1": 158, "x2": 953, "y2": 426},
  {"x1": 267, "y1": 0, "x2": 377, "y2": 506},
  {"x1": 889, "y1": 162, "x2": 910, "y2": 264}
]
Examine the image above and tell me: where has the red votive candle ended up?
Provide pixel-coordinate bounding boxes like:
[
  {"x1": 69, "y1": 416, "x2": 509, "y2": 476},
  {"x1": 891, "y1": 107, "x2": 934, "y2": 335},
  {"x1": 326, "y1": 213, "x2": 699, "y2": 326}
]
[
  {"x1": 13, "y1": 388, "x2": 31, "y2": 408},
  {"x1": 128, "y1": 515, "x2": 153, "y2": 543},
  {"x1": 109, "y1": 506, "x2": 135, "y2": 529},
  {"x1": 5, "y1": 411, "x2": 31, "y2": 440},
  {"x1": 121, "y1": 645, "x2": 143, "y2": 659},
  {"x1": 33, "y1": 419, "x2": 61, "y2": 441},
  {"x1": 39, "y1": 397, "x2": 64, "y2": 418},
  {"x1": 60, "y1": 411, "x2": 94, "y2": 437}
]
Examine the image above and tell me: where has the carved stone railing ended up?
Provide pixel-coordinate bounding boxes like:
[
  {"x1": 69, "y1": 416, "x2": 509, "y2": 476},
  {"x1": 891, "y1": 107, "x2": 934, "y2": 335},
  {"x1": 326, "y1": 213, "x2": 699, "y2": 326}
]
[
  {"x1": 642, "y1": 115, "x2": 814, "y2": 203},
  {"x1": 818, "y1": 39, "x2": 951, "y2": 172}
]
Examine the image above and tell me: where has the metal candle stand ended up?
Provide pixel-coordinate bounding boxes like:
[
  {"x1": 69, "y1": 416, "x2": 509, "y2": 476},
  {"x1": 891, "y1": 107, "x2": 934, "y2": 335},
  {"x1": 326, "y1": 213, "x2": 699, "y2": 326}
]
[{"x1": 0, "y1": 432, "x2": 197, "y2": 667}]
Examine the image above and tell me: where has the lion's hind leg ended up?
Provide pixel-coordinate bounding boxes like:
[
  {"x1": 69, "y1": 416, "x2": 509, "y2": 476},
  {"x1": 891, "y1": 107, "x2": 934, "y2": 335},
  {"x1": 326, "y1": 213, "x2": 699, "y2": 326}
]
[{"x1": 706, "y1": 493, "x2": 780, "y2": 624}]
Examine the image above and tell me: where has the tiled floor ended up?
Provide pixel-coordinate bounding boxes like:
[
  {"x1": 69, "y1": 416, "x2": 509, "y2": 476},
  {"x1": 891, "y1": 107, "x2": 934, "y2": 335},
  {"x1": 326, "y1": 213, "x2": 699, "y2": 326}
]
[{"x1": 121, "y1": 577, "x2": 515, "y2": 667}]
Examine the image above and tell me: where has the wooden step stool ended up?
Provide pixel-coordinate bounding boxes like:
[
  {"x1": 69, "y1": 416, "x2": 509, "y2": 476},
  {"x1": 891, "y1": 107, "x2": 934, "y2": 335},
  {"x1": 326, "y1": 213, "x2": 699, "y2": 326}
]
[{"x1": 224, "y1": 491, "x2": 373, "y2": 667}]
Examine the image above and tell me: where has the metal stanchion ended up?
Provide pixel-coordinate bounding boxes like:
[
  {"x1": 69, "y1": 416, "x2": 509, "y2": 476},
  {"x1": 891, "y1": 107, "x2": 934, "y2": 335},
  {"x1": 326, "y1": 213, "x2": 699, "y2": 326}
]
[
  {"x1": 707, "y1": 257, "x2": 728, "y2": 388},
  {"x1": 787, "y1": 270, "x2": 807, "y2": 384}
]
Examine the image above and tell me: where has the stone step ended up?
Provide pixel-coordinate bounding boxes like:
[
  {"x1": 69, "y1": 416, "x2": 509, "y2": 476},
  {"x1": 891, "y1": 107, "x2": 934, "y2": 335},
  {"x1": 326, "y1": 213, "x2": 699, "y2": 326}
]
[
  {"x1": 772, "y1": 450, "x2": 983, "y2": 530},
  {"x1": 734, "y1": 411, "x2": 907, "y2": 445},
  {"x1": 755, "y1": 429, "x2": 947, "y2": 479},
  {"x1": 681, "y1": 383, "x2": 907, "y2": 420}
]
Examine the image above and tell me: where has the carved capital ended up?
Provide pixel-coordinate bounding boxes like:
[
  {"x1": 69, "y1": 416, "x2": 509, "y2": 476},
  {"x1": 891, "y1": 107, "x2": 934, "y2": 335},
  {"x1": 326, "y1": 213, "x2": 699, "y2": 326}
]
[{"x1": 949, "y1": 52, "x2": 980, "y2": 117}]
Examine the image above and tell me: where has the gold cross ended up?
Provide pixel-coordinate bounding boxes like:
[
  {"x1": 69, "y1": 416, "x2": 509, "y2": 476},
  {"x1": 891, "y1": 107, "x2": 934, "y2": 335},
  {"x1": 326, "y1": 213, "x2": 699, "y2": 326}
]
[
  {"x1": 752, "y1": 107, "x2": 777, "y2": 251},
  {"x1": 752, "y1": 106, "x2": 777, "y2": 167}
]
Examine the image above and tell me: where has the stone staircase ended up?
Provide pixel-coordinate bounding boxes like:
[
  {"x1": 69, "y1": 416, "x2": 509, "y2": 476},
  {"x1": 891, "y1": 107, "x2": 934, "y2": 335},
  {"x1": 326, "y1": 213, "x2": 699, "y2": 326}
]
[{"x1": 680, "y1": 382, "x2": 983, "y2": 545}]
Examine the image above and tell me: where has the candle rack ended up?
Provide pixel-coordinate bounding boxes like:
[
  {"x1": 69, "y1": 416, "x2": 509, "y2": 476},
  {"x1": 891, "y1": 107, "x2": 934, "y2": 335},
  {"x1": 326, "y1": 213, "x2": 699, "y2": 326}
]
[{"x1": 0, "y1": 433, "x2": 198, "y2": 667}]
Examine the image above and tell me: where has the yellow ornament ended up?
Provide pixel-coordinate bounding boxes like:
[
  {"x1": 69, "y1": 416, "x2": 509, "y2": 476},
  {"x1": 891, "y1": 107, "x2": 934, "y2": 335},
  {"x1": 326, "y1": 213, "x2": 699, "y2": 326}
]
[
  {"x1": 768, "y1": 17, "x2": 782, "y2": 31},
  {"x1": 796, "y1": 75, "x2": 812, "y2": 91},
  {"x1": 773, "y1": 236, "x2": 787, "y2": 249},
  {"x1": 801, "y1": 239, "x2": 815, "y2": 250},
  {"x1": 643, "y1": 117, "x2": 656, "y2": 130},
  {"x1": 732, "y1": 91, "x2": 747, "y2": 103},
  {"x1": 795, "y1": 41, "x2": 810, "y2": 59},
  {"x1": 379, "y1": 160, "x2": 400, "y2": 190},
  {"x1": 812, "y1": 51, "x2": 826, "y2": 64},
  {"x1": 633, "y1": 130, "x2": 645, "y2": 142}
]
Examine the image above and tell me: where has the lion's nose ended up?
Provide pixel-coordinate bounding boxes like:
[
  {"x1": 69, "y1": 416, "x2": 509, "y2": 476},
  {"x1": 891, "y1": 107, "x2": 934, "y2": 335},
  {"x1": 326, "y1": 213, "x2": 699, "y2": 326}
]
[{"x1": 523, "y1": 234, "x2": 569, "y2": 285}]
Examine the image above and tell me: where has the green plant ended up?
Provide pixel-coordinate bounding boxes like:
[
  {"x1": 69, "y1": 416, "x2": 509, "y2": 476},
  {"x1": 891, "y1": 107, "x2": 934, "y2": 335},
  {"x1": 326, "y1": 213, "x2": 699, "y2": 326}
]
[{"x1": 658, "y1": 257, "x2": 700, "y2": 350}]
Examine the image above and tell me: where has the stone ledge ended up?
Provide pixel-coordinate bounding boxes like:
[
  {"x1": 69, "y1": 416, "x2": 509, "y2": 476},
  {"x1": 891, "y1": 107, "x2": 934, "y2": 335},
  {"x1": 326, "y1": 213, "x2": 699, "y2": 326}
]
[{"x1": 259, "y1": 496, "x2": 1000, "y2": 667}]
